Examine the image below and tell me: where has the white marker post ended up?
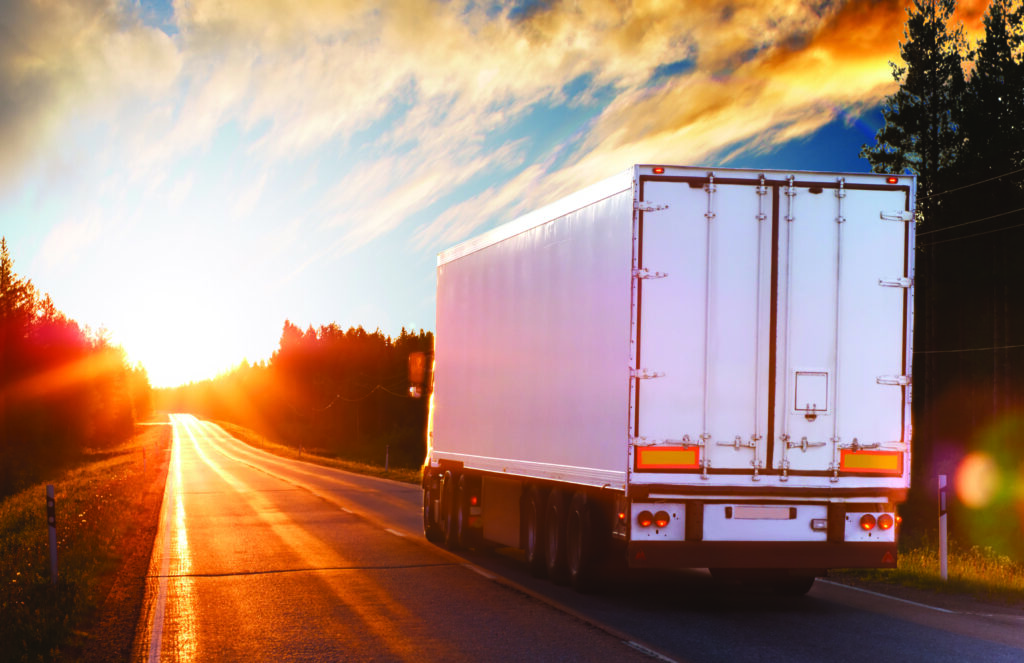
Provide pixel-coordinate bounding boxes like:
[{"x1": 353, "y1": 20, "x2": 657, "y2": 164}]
[
  {"x1": 938, "y1": 474, "x2": 948, "y2": 581},
  {"x1": 46, "y1": 485, "x2": 58, "y2": 585}
]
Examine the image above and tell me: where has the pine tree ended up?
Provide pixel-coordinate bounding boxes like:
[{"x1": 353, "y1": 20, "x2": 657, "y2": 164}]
[
  {"x1": 962, "y1": 0, "x2": 1024, "y2": 180},
  {"x1": 860, "y1": 0, "x2": 968, "y2": 222}
]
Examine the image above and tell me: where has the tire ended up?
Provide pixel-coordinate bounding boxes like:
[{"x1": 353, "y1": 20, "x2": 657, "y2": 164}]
[
  {"x1": 524, "y1": 486, "x2": 547, "y2": 577},
  {"x1": 422, "y1": 478, "x2": 442, "y2": 544},
  {"x1": 771, "y1": 575, "x2": 816, "y2": 596},
  {"x1": 544, "y1": 489, "x2": 569, "y2": 584},
  {"x1": 566, "y1": 491, "x2": 598, "y2": 592},
  {"x1": 441, "y1": 471, "x2": 461, "y2": 550}
]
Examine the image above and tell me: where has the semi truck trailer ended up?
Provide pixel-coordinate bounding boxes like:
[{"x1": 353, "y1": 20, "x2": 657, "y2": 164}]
[{"x1": 419, "y1": 164, "x2": 915, "y2": 593}]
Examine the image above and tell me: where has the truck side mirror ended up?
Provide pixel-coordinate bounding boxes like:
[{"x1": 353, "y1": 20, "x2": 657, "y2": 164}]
[{"x1": 408, "y1": 352, "x2": 427, "y2": 398}]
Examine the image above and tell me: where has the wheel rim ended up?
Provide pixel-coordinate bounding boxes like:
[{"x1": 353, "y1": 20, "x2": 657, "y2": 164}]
[
  {"x1": 526, "y1": 502, "x2": 539, "y2": 559},
  {"x1": 546, "y1": 503, "x2": 560, "y2": 566}
]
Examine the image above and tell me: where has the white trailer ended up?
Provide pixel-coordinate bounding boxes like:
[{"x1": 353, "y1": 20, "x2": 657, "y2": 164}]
[{"x1": 420, "y1": 164, "x2": 915, "y2": 593}]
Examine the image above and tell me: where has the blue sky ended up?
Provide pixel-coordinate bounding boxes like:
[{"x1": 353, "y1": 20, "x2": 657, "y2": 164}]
[{"x1": 0, "y1": 0, "x2": 991, "y2": 386}]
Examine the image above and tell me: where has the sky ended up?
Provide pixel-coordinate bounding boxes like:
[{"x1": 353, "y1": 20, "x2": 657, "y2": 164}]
[{"x1": 0, "y1": 0, "x2": 992, "y2": 388}]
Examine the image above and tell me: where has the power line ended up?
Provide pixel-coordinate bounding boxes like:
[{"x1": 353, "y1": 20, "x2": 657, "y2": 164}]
[
  {"x1": 915, "y1": 343, "x2": 1024, "y2": 355},
  {"x1": 917, "y1": 165, "x2": 1024, "y2": 202},
  {"x1": 917, "y1": 214, "x2": 1024, "y2": 247},
  {"x1": 916, "y1": 205, "x2": 1024, "y2": 237}
]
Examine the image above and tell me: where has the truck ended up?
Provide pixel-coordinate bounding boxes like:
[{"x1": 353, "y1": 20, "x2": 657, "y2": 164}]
[{"x1": 418, "y1": 164, "x2": 915, "y2": 594}]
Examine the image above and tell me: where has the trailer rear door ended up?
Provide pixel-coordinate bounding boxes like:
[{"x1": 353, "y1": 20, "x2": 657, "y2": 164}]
[{"x1": 633, "y1": 172, "x2": 911, "y2": 482}]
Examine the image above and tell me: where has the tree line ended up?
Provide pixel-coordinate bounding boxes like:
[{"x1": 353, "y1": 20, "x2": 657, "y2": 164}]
[
  {"x1": 0, "y1": 239, "x2": 152, "y2": 498},
  {"x1": 159, "y1": 322, "x2": 433, "y2": 469},
  {"x1": 861, "y1": 0, "x2": 1024, "y2": 554}
]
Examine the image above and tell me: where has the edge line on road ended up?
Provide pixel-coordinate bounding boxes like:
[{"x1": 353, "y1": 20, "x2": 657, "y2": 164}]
[{"x1": 818, "y1": 579, "x2": 957, "y2": 614}]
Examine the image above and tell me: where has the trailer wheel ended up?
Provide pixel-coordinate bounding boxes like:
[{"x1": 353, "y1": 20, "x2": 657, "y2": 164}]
[
  {"x1": 422, "y1": 478, "x2": 442, "y2": 544},
  {"x1": 566, "y1": 491, "x2": 598, "y2": 592},
  {"x1": 771, "y1": 575, "x2": 816, "y2": 596},
  {"x1": 441, "y1": 470, "x2": 461, "y2": 550},
  {"x1": 544, "y1": 489, "x2": 569, "y2": 584},
  {"x1": 524, "y1": 486, "x2": 547, "y2": 577}
]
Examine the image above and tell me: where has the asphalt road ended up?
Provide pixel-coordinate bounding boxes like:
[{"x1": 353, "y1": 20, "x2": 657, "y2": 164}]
[{"x1": 135, "y1": 415, "x2": 1024, "y2": 662}]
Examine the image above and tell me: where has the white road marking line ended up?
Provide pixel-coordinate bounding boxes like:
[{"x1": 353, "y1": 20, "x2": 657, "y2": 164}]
[
  {"x1": 819, "y1": 579, "x2": 957, "y2": 614},
  {"x1": 385, "y1": 528, "x2": 406, "y2": 538},
  {"x1": 464, "y1": 564, "x2": 498, "y2": 580},
  {"x1": 626, "y1": 640, "x2": 682, "y2": 663},
  {"x1": 147, "y1": 417, "x2": 179, "y2": 662}
]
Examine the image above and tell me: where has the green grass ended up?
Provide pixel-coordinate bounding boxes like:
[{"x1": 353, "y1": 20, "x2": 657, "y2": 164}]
[
  {"x1": 842, "y1": 540, "x2": 1024, "y2": 604},
  {"x1": 0, "y1": 425, "x2": 169, "y2": 662},
  {"x1": 214, "y1": 421, "x2": 422, "y2": 485}
]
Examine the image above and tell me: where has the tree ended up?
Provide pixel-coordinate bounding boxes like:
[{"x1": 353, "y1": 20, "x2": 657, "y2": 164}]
[
  {"x1": 861, "y1": 0, "x2": 1024, "y2": 558},
  {"x1": 860, "y1": 0, "x2": 968, "y2": 220},
  {"x1": 963, "y1": 0, "x2": 1024, "y2": 176}
]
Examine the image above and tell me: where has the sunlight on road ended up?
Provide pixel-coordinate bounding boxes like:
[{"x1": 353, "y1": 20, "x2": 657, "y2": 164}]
[
  {"x1": 139, "y1": 414, "x2": 199, "y2": 662},
  {"x1": 169, "y1": 414, "x2": 441, "y2": 660}
]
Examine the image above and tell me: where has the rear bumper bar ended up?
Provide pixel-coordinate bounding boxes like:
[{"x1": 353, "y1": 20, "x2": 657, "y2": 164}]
[{"x1": 627, "y1": 541, "x2": 897, "y2": 570}]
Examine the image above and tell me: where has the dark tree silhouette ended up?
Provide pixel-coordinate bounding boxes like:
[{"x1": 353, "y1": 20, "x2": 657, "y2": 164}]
[
  {"x1": 0, "y1": 239, "x2": 151, "y2": 497},
  {"x1": 861, "y1": 0, "x2": 1024, "y2": 557}
]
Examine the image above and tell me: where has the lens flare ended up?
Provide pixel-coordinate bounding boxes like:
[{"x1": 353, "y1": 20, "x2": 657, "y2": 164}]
[{"x1": 955, "y1": 452, "x2": 999, "y2": 509}]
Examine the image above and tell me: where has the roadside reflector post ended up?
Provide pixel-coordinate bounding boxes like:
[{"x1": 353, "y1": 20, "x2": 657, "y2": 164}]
[
  {"x1": 46, "y1": 485, "x2": 58, "y2": 585},
  {"x1": 938, "y1": 474, "x2": 948, "y2": 581}
]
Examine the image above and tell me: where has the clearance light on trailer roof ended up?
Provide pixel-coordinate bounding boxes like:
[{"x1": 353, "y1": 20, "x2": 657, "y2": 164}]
[
  {"x1": 652, "y1": 167, "x2": 665, "y2": 174},
  {"x1": 840, "y1": 449, "x2": 903, "y2": 475},
  {"x1": 886, "y1": 176, "x2": 899, "y2": 184},
  {"x1": 635, "y1": 446, "x2": 700, "y2": 471}
]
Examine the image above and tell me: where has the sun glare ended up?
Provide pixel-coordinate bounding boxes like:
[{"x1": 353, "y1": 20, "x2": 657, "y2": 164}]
[
  {"x1": 955, "y1": 452, "x2": 1000, "y2": 509},
  {"x1": 113, "y1": 286, "x2": 256, "y2": 388}
]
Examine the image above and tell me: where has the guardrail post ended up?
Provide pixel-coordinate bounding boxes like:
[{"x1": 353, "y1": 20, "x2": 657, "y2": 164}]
[
  {"x1": 46, "y1": 485, "x2": 58, "y2": 585},
  {"x1": 938, "y1": 474, "x2": 948, "y2": 581}
]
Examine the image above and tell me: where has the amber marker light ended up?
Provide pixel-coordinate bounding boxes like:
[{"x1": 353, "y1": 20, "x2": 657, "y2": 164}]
[
  {"x1": 886, "y1": 176, "x2": 899, "y2": 184},
  {"x1": 652, "y1": 167, "x2": 665, "y2": 174}
]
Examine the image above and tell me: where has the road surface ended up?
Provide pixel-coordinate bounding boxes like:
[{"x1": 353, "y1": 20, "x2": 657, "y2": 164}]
[{"x1": 135, "y1": 415, "x2": 1024, "y2": 662}]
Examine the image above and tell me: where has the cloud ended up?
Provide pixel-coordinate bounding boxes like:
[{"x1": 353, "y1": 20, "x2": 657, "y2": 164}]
[
  {"x1": 8, "y1": 0, "x2": 980, "y2": 285},
  {"x1": 0, "y1": 0, "x2": 179, "y2": 189}
]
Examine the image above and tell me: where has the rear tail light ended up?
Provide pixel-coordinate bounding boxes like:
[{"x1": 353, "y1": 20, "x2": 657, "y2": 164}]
[
  {"x1": 860, "y1": 514, "x2": 876, "y2": 531},
  {"x1": 654, "y1": 511, "x2": 670, "y2": 528},
  {"x1": 878, "y1": 513, "x2": 895, "y2": 530},
  {"x1": 637, "y1": 510, "x2": 654, "y2": 528}
]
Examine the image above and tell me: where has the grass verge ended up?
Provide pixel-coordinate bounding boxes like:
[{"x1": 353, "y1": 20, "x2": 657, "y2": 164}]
[
  {"x1": 0, "y1": 419, "x2": 171, "y2": 663},
  {"x1": 834, "y1": 540, "x2": 1024, "y2": 607},
  {"x1": 213, "y1": 421, "x2": 422, "y2": 485}
]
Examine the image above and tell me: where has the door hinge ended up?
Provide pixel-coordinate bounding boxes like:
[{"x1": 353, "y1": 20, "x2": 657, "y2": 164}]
[
  {"x1": 633, "y1": 267, "x2": 668, "y2": 280},
  {"x1": 879, "y1": 277, "x2": 913, "y2": 288},
  {"x1": 880, "y1": 210, "x2": 914, "y2": 222},
  {"x1": 876, "y1": 375, "x2": 911, "y2": 386},
  {"x1": 631, "y1": 368, "x2": 666, "y2": 380},
  {"x1": 635, "y1": 201, "x2": 669, "y2": 213}
]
